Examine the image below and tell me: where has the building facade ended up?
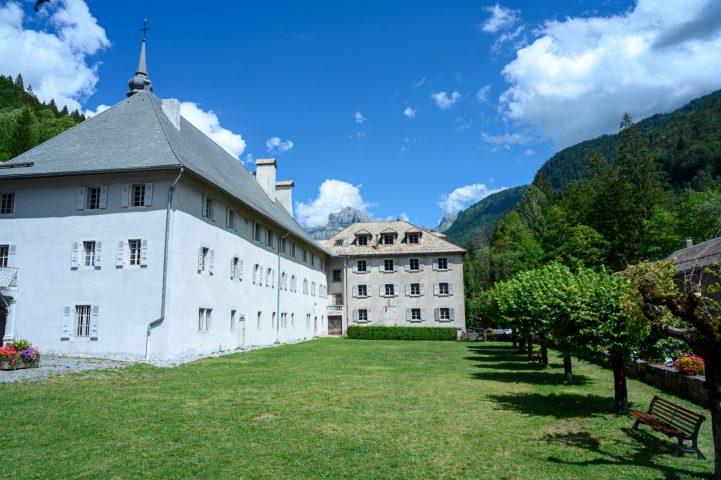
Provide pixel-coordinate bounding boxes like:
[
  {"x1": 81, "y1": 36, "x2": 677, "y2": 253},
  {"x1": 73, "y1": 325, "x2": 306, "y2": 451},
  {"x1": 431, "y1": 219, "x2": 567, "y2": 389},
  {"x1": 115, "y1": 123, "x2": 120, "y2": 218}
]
[
  {"x1": 322, "y1": 222, "x2": 466, "y2": 335},
  {"x1": 0, "y1": 38, "x2": 330, "y2": 360}
]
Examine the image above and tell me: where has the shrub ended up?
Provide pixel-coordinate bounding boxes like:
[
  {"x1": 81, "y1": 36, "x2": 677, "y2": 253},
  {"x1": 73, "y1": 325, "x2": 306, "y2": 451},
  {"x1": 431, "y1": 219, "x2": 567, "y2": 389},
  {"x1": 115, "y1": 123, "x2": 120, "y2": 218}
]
[
  {"x1": 347, "y1": 326, "x2": 457, "y2": 341},
  {"x1": 674, "y1": 354, "x2": 705, "y2": 376}
]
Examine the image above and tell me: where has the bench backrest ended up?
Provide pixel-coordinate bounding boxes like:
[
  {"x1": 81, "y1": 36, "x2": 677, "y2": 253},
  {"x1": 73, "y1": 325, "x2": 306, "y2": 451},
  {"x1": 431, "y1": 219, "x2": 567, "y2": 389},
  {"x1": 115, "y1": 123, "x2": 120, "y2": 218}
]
[{"x1": 648, "y1": 395, "x2": 705, "y2": 438}]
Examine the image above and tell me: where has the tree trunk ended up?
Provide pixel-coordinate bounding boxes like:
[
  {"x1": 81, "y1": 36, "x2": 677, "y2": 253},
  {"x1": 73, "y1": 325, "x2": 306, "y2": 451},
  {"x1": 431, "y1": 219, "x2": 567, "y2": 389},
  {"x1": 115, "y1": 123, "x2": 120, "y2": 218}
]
[
  {"x1": 517, "y1": 334, "x2": 526, "y2": 353},
  {"x1": 563, "y1": 353, "x2": 573, "y2": 384},
  {"x1": 610, "y1": 354, "x2": 628, "y2": 414},
  {"x1": 702, "y1": 355, "x2": 721, "y2": 478},
  {"x1": 539, "y1": 333, "x2": 549, "y2": 368},
  {"x1": 526, "y1": 335, "x2": 533, "y2": 361},
  {"x1": 511, "y1": 330, "x2": 517, "y2": 349}
]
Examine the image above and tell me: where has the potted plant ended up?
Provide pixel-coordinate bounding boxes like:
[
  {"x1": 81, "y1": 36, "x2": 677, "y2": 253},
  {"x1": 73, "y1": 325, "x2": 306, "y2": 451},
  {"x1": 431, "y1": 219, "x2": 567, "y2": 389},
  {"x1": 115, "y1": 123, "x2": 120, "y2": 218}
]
[
  {"x1": 674, "y1": 354, "x2": 705, "y2": 376},
  {"x1": 0, "y1": 340, "x2": 40, "y2": 370}
]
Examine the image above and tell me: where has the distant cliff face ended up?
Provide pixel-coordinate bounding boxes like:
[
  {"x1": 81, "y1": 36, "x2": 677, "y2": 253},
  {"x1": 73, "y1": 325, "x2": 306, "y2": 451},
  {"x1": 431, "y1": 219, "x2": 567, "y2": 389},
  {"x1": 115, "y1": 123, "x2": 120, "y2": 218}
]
[
  {"x1": 437, "y1": 213, "x2": 458, "y2": 232},
  {"x1": 307, "y1": 206, "x2": 372, "y2": 240}
]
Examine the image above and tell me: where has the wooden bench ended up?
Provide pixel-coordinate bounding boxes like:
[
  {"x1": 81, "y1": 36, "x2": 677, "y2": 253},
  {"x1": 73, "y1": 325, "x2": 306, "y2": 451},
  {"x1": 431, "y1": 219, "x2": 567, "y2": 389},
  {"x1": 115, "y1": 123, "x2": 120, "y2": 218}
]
[{"x1": 630, "y1": 395, "x2": 706, "y2": 460}]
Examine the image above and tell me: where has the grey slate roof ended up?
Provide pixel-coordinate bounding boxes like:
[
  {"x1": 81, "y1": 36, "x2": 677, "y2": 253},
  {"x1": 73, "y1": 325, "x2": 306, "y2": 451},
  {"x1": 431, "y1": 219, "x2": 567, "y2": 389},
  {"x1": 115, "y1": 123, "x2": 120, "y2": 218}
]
[
  {"x1": 0, "y1": 91, "x2": 329, "y2": 254},
  {"x1": 667, "y1": 237, "x2": 721, "y2": 272}
]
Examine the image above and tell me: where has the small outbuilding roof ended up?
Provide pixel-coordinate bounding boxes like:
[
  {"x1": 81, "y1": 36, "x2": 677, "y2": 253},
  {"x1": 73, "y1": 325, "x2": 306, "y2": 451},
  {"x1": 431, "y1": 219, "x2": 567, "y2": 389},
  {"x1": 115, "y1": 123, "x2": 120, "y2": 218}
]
[{"x1": 667, "y1": 237, "x2": 721, "y2": 272}]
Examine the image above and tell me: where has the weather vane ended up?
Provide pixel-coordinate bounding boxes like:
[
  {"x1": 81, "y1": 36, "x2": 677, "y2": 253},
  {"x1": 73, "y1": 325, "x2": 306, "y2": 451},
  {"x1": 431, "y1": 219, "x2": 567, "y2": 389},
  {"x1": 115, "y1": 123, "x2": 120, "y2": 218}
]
[{"x1": 141, "y1": 18, "x2": 150, "y2": 40}]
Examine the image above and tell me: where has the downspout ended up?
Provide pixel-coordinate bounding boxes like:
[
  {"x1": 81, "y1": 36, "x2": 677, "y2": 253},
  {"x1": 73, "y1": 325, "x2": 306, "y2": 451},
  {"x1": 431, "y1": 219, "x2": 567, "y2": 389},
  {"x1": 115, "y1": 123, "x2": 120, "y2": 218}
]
[
  {"x1": 145, "y1": 167, "x2": 184, "y2": 359},
  {"x1": 276, "y1": 231, "x2": 291, "y2": 344},
  {"x1": 343, "y1": 255, "x2": 349, "y2": 334}
]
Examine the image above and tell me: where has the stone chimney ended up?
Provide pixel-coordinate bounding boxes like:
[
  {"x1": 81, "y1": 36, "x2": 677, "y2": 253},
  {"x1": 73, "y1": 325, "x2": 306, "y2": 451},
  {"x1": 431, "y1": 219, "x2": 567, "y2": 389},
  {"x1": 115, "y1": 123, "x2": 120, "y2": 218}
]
[
  {"x1": 685, "y1": 237, "x2": 694, "y2": 248},
  {"x1": 255, "y1": 158, "x2": 277, "y2": 202},
  {"x1": 276, "y1": 180, "x2": 294, "y2": 216}
]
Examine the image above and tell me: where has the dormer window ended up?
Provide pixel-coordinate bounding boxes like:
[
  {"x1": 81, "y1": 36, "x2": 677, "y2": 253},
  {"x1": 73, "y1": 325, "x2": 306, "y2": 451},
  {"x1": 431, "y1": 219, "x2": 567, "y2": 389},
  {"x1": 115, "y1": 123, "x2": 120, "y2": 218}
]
[
  {"x1": 357, "y1": 236, "x2": 368, "y2": 246},
  {"x1": 334, "y1": 238, "x2": 344, "y2": 246},
  {"x1": 381, "y1": 234, "x2": 395, "y2": 245},
  {"x1": 407, "y1": 233, "x2": 420, "y2": 244}
]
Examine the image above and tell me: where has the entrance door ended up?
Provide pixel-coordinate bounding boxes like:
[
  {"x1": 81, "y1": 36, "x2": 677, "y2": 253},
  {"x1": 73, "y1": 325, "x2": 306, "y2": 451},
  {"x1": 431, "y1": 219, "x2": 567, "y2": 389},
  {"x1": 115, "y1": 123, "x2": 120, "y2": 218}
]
[
  {"x1": 383, "y1": 306, "x2": 397, "y2": 326},
  {"x1": 328, "y1": 316, "x2": 342, "y2": 335}
]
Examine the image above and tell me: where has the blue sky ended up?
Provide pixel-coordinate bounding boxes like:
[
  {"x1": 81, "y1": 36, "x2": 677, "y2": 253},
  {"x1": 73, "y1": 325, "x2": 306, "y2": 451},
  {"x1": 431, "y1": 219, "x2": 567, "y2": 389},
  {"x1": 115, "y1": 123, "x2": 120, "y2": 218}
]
[{"x1": 2, "y1": 0, "x2": 721, "y2": 228}]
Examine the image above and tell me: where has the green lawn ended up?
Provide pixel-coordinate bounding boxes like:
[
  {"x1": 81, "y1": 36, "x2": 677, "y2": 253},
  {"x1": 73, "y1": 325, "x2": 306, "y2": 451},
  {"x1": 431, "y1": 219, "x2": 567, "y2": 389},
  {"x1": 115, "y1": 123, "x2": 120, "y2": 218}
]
[{"x1": 0, "y1": 340, "x2": 714, "y2": 479}]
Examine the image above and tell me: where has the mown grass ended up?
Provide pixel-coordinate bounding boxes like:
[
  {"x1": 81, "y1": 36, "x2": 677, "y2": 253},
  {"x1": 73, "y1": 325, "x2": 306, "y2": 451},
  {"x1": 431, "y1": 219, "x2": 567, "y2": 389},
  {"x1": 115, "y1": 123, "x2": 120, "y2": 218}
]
[{"x1": 0, "y1": 340, "x2": 714, "y2": 479}]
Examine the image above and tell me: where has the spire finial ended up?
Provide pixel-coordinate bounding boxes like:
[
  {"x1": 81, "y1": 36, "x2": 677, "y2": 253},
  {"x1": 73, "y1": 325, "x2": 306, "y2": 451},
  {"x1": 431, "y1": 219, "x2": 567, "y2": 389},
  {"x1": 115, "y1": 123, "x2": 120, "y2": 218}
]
[{"x1": 127, "y1": 19, "x2": 153, "y2": 97}]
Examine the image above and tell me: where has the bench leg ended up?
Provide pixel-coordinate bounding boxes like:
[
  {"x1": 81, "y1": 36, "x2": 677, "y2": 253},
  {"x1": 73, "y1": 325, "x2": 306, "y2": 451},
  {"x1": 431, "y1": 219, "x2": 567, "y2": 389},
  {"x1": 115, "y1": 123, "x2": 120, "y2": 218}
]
[
  {"x1": 692, "y1": 438, "x2": 705, "y2": 461},
  {"x1": 631, "y1": 419, "x2": 640, "y2": 432},
  {"x1": 673, "y1": 437, "x2": 685, "y2": 457}
]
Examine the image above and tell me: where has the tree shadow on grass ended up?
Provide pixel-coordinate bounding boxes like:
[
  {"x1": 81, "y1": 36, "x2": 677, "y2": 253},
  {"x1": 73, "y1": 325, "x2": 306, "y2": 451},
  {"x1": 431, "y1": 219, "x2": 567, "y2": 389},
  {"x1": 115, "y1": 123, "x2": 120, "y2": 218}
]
[
  {"x1": 488, "y1": 392, "x2": 612, "y2": 418},
  {"x1": 472, "y1": 371, "x2": 591, "y2": 386},
  {"x1": 545, "y1": 428, "x2": 711, "y2": 479},
  {"x1": 464, "y1": 359, "x2": 564, "y2": 371}
]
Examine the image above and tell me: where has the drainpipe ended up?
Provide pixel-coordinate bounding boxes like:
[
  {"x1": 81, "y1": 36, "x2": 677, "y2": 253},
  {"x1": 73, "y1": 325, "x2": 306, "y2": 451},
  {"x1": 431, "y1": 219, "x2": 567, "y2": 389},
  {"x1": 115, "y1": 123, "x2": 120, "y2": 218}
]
[
  {"x1": 276, "y1": 231, "x2": 291, "y2": 344},
  {"x1": 343, "y1": 255, "x2": 349, "y2": 335},
  {"x1": 145, "y1": 167, "x2": 184, "y2": 359}
]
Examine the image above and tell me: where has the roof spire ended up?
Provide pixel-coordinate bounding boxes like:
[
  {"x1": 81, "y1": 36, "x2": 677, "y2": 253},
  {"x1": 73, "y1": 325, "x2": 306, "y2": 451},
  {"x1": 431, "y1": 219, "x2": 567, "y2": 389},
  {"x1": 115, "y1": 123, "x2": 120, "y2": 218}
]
[{"x1": 127, "y1": 18, "x2": 153, "y2": 97}]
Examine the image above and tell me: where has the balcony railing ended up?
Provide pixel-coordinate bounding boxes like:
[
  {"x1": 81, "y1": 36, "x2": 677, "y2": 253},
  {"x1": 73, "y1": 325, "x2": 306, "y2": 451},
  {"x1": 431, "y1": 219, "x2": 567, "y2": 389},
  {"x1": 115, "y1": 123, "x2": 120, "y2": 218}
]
[
  {"x1": 327, "y1": 305, "x2": 344, "y2": 316},
  {"x1": 0, "y1": 267, "x2": 18, "y2": 288}
]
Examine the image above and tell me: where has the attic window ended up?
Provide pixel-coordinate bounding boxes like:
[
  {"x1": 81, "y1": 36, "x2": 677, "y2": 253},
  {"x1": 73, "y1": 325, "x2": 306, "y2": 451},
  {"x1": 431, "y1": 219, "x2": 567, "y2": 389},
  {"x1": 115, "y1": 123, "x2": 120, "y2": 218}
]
[
  {"x1": 382, "y1": 234, "x2": 395, "y2": 245},
  {"x1": 357, "y1": 236, "x2": 368, "y2": 246},
  {"x1": 334, "y1": 239, "x2": 344, "y2": 246},
  {"x1": 407, "y1": 233, "x2": 420, "y2": 244}
]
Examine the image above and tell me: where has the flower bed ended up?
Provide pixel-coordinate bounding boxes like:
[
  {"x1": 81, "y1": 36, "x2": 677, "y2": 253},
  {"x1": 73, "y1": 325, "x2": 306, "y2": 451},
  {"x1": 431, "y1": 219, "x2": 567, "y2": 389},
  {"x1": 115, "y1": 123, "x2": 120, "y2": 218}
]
[
  {"x1": 0, "y1": 340, "x2": 40, "y2": 371},
  {"x1": 674, "y1": 354, "x2": 705, "y2": 376}
]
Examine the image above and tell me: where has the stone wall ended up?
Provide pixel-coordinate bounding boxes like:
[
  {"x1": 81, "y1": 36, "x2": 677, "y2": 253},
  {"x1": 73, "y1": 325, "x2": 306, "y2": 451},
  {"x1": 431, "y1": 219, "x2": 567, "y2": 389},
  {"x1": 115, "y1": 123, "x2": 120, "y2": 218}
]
[{"x1": 626, "y1": 360, "x2": 708, "y2": 407}]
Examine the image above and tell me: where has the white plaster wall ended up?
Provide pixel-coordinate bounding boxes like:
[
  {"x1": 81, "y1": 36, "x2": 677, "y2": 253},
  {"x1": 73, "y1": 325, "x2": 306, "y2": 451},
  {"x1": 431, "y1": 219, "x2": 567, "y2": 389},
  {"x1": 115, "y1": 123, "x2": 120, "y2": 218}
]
[
  {"x1": 154, "y1": 175, "x2": 329, "y2": 358},
  {"x1": 0, "y1": 171, "x2": 173, "y2": 357}
]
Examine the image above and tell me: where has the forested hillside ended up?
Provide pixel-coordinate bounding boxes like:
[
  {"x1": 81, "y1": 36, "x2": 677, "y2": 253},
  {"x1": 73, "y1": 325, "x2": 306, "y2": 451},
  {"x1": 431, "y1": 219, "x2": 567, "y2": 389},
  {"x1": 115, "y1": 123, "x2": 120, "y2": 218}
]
[
  {"x1": 444, "y1": 185, "x2": 527, "y2": 247},
  {"x1": 536, "y1": 89, "x2": 721, "y2": 190},
  {"x1": 0, "y1": 74, "x2": 85, "y2": 162}
]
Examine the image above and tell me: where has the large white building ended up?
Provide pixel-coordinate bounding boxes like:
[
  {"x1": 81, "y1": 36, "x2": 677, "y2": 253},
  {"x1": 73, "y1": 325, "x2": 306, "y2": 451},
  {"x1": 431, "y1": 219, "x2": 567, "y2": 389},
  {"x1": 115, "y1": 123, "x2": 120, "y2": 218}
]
[{"x1": 0, "y1": 36, "x2": 330, "y2": 360}]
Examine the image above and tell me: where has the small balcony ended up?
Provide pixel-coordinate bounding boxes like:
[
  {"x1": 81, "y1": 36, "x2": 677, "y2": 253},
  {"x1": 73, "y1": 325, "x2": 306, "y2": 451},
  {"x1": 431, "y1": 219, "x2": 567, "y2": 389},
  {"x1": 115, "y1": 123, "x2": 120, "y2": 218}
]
[
  {"x1": 327, "y1": 305, "x2": 344, "y2": 316},
  {"x1": 0, "y1": 267, "x2": 18, "y2": 289}
]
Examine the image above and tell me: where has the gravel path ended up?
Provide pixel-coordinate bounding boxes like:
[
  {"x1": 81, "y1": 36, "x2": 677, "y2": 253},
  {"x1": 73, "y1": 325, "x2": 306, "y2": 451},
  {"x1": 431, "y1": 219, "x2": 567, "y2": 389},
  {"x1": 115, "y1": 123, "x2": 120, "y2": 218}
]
[{"x1": 0, "y1": 355, "x2": 131, "y2": 383}]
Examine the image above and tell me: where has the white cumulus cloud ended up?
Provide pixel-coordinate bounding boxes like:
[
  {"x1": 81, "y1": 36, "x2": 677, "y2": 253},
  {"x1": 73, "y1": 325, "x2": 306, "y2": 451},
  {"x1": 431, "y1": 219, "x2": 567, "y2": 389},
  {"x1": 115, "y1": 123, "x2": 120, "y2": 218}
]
[
  {"x1": 481, "y1": 131, "x2": 533, "y2": 145},
  {"x1": 295, "y1": 179, "x2": 372, "y2": 229},
  {"x1": 431, "y1": 91, "x2": 462, "y2": 109},
  {"x1": 476, "y1": 85, "x2": 491, "y2": 103},
  {"x1": 265, "y1": 136, "x2": 294, "y2": 155},
  {"x1": 180, "y1": 102, "x2": 247, "y2": 159},
  {"x1": 83, "y1": 103, "x2": 110, "y2": 117},
  {"x1": 0, "y1": 0, "x2": 110, "y2": 112},
  {"x1": 354, "y1": 111, "x2": 366, "y2": 124},
  {"x1": 481, "y1": 3, "x2": 520, "y2": 33},
  {"x1": 499, "y1": 0, "x2": 721, "y2": 148},
  {"x1": 403, "y1": 106, "x2": 416, "y2": 118},
  {"x1": 439, "y1": 183, "x2": 507, "y2": 215}
]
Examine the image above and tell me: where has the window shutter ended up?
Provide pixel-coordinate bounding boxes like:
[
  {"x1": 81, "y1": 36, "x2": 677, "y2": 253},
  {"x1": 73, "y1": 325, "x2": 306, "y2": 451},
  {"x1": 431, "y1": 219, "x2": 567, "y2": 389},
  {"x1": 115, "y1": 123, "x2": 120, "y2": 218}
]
[
  {"x1": 7, "y1": 244, "x2": 16, "y2": 267},
  {"x1": 239, "y1": 260, "x2": 244, "y2": 281},
  {"x1": 225, "y1": 208, "x2": 230, "y2": 227},
  {"x1": 434, "y1": 308, "x2": 440, "y2": 321},
  {"x1": 212, "y1": 200, "x2": 217, "y2": 221},
  {"x1": 77, "y1": 187, "x2": 87, "y2": 210},
  {"x1": 405, "y1": 284, "x2": 411, "y2": 296},
  {"x1": 432, "y1": 259, "x2": 438, "y2": 271},
  {"x1": 366, "y1": 284, "x2": 372, "y2": 297},
  {"x1": 90, "y1": 305, "x2": 100, "y2": 339},
  {"x1": 379, "y1": 285, "x2": 384, "y2": 297},
  {"x1": 421, "y1": 309, "x2": 427, "y2": 321},
  {"x1": 378, "y1": 261, "x2": 384, "y2": 273},
  {"x1": 209, "y1": 249, "x2": 215, "y2": 274},
  {"x1": 61, "y1": 306, "x2": 72, "y2": 339},
  {"x1": 94, "y1": 241, "x2": 102, "y2": 267},
  {"x1": 367, "y1": 310, "x2": 372, "y2": 322},
  {"x1": 447, "y1": 258, "x2": 453, "y2": 270},
  {"x1": 406, "y1": 309, "x2": 411, "y2": 321},
  {"x1": 419, "y1": 258, "x2": 424, "y2": 271},
  {"x1": 393, "y1": 259, "x2": 399, "y2": 272},
  {"x1": 433, "y1": 283, "x2": 439, "y2": 296},
  {"x1": 201, "y1": 194, "x2": 207, "y2": 217},
  {"x1": 121, "y1": 184, "x2": 130, "y2": 207},
  {"x1": 144, "y1": 183, "x2": 153, "y2": 206},
  {"x1": 450, "y1": 308, "x2": 456, "y2": 321},
  {"x1": 353, "y1": 309, "x2": 358, "y2": 321},
  {"x1": 449, "y1": 283, "x2": 454, "y2": 295},
  {"x1": 394, "y1": 283, "x2": 399, "y2": 296},
  {"x1": 140, "y1": 239, "x2": 148, "y2": 266},
  {"x1": 230, "y1": 258, "x2": 236, "y2": 280},
  {"x1": 71, "y1": 241, "x2": 79, "y2": 268},
  {"x1": 352, "y1": 285, "x2": 358, "y2": 297},
  {"x1": 100, "y1": 185, "x2": 108, "y2": 209},
  {"x1": 404, "y1": 258, "x2": 410, "y2": 272},
  {"x1": 116, "y1": 241, "x2": 125, "y2": 267},
  {"x1": 197, "y1": 247, "x2": 204, "y2": 272},
  {"x1": 420, "y1": 284, "x2": 425, "y2": 296},
  {"x1": 352, "y1": 263, "x2": 358, "y2": 273}
]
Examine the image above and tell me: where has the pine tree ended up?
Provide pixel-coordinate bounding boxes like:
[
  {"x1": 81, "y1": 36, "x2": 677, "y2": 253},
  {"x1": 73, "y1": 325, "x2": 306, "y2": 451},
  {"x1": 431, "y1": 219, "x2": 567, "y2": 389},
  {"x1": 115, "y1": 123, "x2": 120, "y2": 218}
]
[
  {"x1": 59, "y1": 105, "x2": 69, "y2": 116},
  {"x1": 26, "y1": 84, "x2": 36, "y2": 97},
  {"x1": 47, "y1": 98, "x2": 59, "y2": 115},
  {"x1": 14, "y1": 73, "x2": 24, "y2": 90},
  {"x1": 9, "y1": 107, "x2": 34, "y2": 158}
]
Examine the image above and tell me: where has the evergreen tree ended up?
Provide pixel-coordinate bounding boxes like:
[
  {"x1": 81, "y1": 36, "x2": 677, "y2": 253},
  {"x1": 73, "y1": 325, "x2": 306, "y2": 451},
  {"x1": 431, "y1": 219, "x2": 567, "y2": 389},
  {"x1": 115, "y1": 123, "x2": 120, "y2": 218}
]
[
  {"x1": 26, "y1": 84, "x2": 36, "y2": 97},
  {"x1": 47, "y1": 98, "x2": 59, "y2": 115},
  {"x1": 59, "y1": 105, "x2": 69, "y2": 116},
  {"x1": 8, "y1": 107, "x2": 34, "y2": 158},
  {"x1": 14, "y1": 73, "x2": 24, "y2": 91}
]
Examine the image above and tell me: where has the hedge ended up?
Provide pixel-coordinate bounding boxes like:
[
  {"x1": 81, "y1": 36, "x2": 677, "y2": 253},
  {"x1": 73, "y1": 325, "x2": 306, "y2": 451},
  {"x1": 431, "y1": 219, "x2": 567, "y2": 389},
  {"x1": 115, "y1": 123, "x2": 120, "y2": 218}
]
[{"x1": 347, "y1": 326, "x2": 458, "y2": 341}]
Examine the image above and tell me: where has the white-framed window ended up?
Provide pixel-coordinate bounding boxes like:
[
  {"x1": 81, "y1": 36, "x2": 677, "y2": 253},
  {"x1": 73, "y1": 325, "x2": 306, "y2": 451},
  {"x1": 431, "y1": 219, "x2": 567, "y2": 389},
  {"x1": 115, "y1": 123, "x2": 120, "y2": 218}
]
[
  {"x1": 291, "y1": 313, "x2": 295, "y2": 327},
  {"x1": 74, "y1": 305, "x2": 93, "y2": 337},
  {"x1": 77, "y1": 186, "x2": 107, "y2": 210},
  {"x1": 332, "y1": 270, "x2": 342, "y2": 282},
  {"x1": 303, "y1": 249, "x2": 308, "y2": 263},
  {"x1": 407, "y1": 232, "x2": 420, "y2": 244},
  {"x1": 226, "y1": 208, "x2": 237, "y2": 230},
  {"x1": 291, "y1": 242, "x2": 297, "y2": 258},
  {"x1": 410, "y1": 308, "x2": 422, "y2": 321},
  {"x1": 128, "y1": 239, "x2": 142, "y2": 266},
  {"x1": 202, "y1": 195, "x2": 215, "y2": 220},
  {"x1": 254, "y1": 222, "x2": 262, "y2": 242},
  {"x1": 253, "y1": 264, "x2": 260, "y2": 284},
  {"x1": 384, "y1": 284, "x2": 395, "y2": 297},
  {"x1": 272, "y1": 312, "x2": 277, "y2": 329},
  {"x1": 439, "y1": 282, "x2": 450, "y2": 295},
  {"x1": 410, "y1": 283, "x2": 421, "y2": 296},
  {"x1": 311, "y1": 282, "x2": 316, "y2": 296},
  {"x1": 355, "y1": 259, "x2": 368, "y2": 273},
  {"x1": 381, "y1": 233, "x2": 394, "y2": 245},
  {"x1": 436, "y1": 257, "x2": 449, "y2": 271},
  {"x1": 257, "y1": 311, "x2": 262, "y2": 330},
  {"x1": 198, "y1": 308, "x2": 212, "y2": 332},
  {"x1": 383, "y1": 259, "x2": 394, "y2": 272},
  {"x1": 280, "y1": 237, "x2": 287, "y2": 253},
  {"x1": 197, "y1": 246, "x2": 214, "y2": 274},
  {"x1": 356, "y1": 309, "x2": 369, "y2": 322},
  {"x1": 72, "y1": 240, "x2": 102, "y2": 269},
  {"x1": 290, "y1": 275, "x2": 297, "y2": 292},
  {"x1": 306, "y1": 313, "x2": 311, "y2": 328},
  {"x1": 0, "y1": 192, "x2": 15, "y2": 215},
  {"x1": 408, "y1": 258, "x2": 420, "y2": 272},
  {"x1": 132, "y1": 184, "x2": 149, "y2": 207},
  {"x1": 230, "y1": 257, "x2": 242, "y2": 281},
  {"x1": 311, "y1": 253, "x2": 315, "y2": 266},
  {"x1": 266, "y1": 228, "x2": 274, "y2": 248},
  {"x1": 435, "y1": 307, "x2": 454, "y2": 322},
  {"x1": 83, "y1": 241, "x2": 96, "y2": 267},
  {"x1": 244, "y1": 217, "x2": 251, "y2": 236},
  {"x1": 115, "y1": 239, "x2": 147, "y2": 268},
  {"x1": 266, "y1": 268, "x2": 272, "y2": 287},
  {"x1": 0, "y1": 244, "x2": 9, "y2": 267},
  {"x1": 231, "y1": 309, "x2": 237, "y2": 331},
  {"x1": 303, "y1": 279, "x2": 308, "y2": 295},
  {"x1": 357, "y1": 235, "x2": 368, "y2": 246},
  {"x1": 353, "y1": 284, "x2": 369, "y2": 298},
  {"x1": 334, "y1": 238, "x2": 343, "y2": 246}
]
